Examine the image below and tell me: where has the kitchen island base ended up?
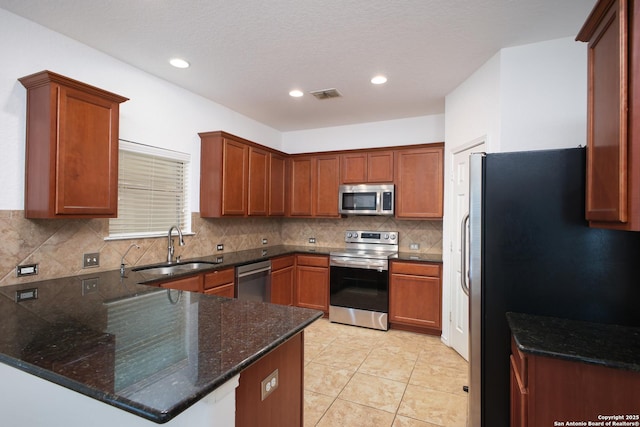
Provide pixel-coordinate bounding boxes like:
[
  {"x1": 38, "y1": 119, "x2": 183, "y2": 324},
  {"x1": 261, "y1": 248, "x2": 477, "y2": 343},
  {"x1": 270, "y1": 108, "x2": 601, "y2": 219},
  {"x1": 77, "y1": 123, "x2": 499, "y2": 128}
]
[{"x1": 0, "y1": 362, "x2": 238, "y2": 427}]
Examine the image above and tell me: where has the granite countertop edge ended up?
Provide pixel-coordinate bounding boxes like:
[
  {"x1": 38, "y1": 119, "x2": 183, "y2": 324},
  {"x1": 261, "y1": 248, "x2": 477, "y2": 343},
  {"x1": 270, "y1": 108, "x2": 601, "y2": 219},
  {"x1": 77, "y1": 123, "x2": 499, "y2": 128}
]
[
  {"x1": 0, "y1": 307, "x2": 323, "y2": 424},
  {"x1": 506, "y1": 312, "x2": 640, "y2": 373}
]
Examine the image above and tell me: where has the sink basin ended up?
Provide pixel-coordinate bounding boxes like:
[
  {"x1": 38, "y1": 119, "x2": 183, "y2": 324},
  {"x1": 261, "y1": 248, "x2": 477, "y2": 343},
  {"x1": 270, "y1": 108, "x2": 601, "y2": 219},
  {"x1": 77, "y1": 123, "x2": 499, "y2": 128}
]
[{"x1": 133, "y1": 261, "x2": 217, "y2": 276}]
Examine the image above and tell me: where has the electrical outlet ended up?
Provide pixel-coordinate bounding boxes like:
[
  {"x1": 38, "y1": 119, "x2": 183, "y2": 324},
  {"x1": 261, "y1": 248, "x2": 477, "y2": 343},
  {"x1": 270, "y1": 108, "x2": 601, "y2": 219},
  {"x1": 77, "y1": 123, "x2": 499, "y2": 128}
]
[
  {"x1": 83, "y1": 253, "x2": 100, "y2": 268},
  {"x1": 410, "y1": 243, "x2": 420, "y2": 250},
  {"x1": 308, "y1": 237, "x2": 316, "y2": 244},
  {"x1": 15, "y1": 288, "x2": 38, "y2": 302},
  {"x1": 82, "y1": 278, "x2": 99, "y2": 295},
  {"x1": 216, "y1": 244, "x2": 224, "y2": 251},
  {"x1": 262, "y1": 238, "x2": 268, "y2": 245},
  {"x1": 16, "y1": 263, "x2": 38, "y2": 277},
  {"x1": 261, "y1": 369, "x2": 279, "y2": 401}
]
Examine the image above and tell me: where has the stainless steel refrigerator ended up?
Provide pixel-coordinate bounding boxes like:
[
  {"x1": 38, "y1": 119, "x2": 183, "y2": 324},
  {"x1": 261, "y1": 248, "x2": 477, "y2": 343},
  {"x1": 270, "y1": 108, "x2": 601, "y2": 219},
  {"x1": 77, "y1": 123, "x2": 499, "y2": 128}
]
[{"x1": 465, "y1": 147, "x2": 640, "y2": 427}]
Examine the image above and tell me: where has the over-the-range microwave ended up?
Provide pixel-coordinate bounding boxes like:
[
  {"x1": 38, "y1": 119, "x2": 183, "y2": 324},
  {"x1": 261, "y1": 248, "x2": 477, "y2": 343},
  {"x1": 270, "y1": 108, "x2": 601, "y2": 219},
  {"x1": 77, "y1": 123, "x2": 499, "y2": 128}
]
[{"x1": 338, "y1": 184, "x2": 394, "y2": 216}]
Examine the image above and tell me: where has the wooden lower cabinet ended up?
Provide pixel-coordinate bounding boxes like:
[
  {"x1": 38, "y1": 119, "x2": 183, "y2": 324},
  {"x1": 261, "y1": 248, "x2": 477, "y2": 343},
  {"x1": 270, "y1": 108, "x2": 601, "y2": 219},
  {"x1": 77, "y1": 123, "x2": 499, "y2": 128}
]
[
  {"x1": 204, "y1": 268, "x2": 235, "y2": 297},
  {"x1": 294, "y1": 254, "x2": 329, "y2": 313},
  {"x1": 271, "y1": 255, "x2": 295, "y2": 306},
  {"x1": 389, "y1": 261, "x2": 442, "y2": 335},
  {"x1": 158, "y1": 274, "x2": 203, "y2": 292},
  {"x1": 510, "y1": 336, "x2": 640, "y2": 426},
  {"x1": 157, "y1": 267, "x2": 235, "y2": 297},
  {"x1": 236, "y1": 332, "x2": 304, "y2": 427}
]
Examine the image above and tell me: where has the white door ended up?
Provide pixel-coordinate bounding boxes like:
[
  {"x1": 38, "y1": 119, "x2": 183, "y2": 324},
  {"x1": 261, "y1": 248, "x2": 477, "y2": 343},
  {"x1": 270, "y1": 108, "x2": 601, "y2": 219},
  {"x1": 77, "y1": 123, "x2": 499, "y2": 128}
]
[{"x1": 450, "y1": 141, "x2": 485, "y2": 360}]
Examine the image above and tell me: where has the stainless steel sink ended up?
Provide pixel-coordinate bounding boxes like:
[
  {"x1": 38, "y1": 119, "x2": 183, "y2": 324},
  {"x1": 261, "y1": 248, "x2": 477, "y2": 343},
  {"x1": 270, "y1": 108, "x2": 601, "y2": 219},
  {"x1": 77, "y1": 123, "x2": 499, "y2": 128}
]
[{"x1": 133, "y1": 261, "x2": 217, "y2": 276}]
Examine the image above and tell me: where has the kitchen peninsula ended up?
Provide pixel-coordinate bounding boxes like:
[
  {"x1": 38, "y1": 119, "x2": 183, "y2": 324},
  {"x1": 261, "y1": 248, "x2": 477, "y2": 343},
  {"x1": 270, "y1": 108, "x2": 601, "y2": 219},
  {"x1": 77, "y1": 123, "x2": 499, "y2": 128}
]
[{"x1": 0, "y1": 267, "x2": 322, "y2": 426}]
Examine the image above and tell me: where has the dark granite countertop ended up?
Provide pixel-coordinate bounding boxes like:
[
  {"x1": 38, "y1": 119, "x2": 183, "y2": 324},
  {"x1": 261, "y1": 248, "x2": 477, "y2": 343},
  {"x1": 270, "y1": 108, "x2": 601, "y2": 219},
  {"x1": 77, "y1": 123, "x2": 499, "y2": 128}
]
[
  {"x1": 121, "y1": 245, "x2": 442, "y2": 286},
  {"x1": 0, "y1": 275, "x2": 322, "y2": 423},
  {"x1": 507, "y1": 312, "x2": 640, "y2": 372},
  {"x1": 0, "y1": 244, "x2": 439, "y2": 423}
]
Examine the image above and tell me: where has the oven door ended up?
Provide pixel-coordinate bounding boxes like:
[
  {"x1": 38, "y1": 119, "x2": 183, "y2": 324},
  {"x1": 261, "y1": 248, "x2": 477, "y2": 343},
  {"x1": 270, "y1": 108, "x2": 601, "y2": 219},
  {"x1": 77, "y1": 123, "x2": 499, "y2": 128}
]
[{"x1": 329, "y1": 264, "x2": 388, "y2": 313}]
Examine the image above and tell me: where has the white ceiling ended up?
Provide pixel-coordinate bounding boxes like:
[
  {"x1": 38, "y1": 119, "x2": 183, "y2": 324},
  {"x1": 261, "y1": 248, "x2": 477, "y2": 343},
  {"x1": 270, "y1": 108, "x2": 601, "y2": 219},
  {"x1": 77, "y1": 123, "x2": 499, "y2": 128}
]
[{"x1": 0, "y1": 0, "x2": 596, "y2": 131}]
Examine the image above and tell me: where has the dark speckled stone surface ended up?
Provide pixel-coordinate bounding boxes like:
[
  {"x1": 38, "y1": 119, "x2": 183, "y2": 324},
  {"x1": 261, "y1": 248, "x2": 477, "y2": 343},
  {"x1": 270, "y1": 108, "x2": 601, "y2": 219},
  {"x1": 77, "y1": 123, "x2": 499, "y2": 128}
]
[
  {"x1": 507, "y1": 312, "x2": 640, "y2": 372},
  {"x1": 0, "y1": 245, "x2": 438, "y2": 423},
  {"x1": 0, "y1": 273, "x2": 322, "y2": 423}
]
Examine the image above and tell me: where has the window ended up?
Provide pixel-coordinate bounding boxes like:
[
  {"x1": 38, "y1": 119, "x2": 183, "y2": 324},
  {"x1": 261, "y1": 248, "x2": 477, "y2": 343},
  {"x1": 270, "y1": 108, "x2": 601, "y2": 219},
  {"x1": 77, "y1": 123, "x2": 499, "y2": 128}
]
[{"x1": 108, "y1": 140, "x2": 190, "y2": 239}]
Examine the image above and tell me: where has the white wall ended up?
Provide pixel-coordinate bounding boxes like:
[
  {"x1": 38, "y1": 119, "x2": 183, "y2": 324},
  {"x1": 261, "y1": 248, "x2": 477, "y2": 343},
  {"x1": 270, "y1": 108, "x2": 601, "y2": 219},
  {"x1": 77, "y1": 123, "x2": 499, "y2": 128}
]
[
  {"x1": 440, "y1": 36, "x2": 587, "y2": 347},
  {"x1": 499, "y1": 38, "x2": 587, "y2": 152},
  {"x1": 0, "y1": 8, "x2": 282, "y2": 211},
  {"x1": 281, "y1": 114, "x2": 445, "y2": 153}
]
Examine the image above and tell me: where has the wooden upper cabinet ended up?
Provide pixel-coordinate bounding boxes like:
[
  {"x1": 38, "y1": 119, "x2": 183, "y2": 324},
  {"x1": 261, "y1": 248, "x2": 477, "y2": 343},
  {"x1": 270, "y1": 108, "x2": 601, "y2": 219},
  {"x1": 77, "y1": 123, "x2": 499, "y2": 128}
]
[
  {"x1": 248, "y1": 146, "x2": 268, "y2": 216},
  {"x1": 341, "y1": 150, "x2": 394, "y2": 183},
  {"x1": 289, "y1": 156, "x2": 314, "y2": 216},
  {"x1": 315, "y1": 155, "x2": 340, "y2": 217},
  {"x1": 289, "y1": 154, "x2": 340, "y2": 217},
  {"x1": 18, "y1": 70, "x2": 128, "y2": 218},
  {"x1": 269, "y1": 153, "x2": 286, "y2": 216},
  {"x1": 394, "y1": 144, "x2": 444, "y2": 219},
  {"x1": 200, "y1": 132, "x2": 245, "y2": 217},
  {"x1": 200, "y1": 131, "x2": 286, "y2": 218},
  {"x1": 577, "y1": 0, "x2": 640, "y2": 230}
]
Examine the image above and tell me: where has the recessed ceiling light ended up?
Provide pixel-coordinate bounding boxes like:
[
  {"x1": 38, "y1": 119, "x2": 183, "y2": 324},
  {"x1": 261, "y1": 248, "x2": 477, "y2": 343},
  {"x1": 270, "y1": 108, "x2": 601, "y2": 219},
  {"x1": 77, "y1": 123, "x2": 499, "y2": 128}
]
[
  {"x1": 289, "y1": 89, "x2": 304, "y2": 98},
  {"x1": 169, "y1": 58, "x2": 190, "y2": 69},
  {"x1": 371, "y1": 75, "x2": 387, "y2": 85}
]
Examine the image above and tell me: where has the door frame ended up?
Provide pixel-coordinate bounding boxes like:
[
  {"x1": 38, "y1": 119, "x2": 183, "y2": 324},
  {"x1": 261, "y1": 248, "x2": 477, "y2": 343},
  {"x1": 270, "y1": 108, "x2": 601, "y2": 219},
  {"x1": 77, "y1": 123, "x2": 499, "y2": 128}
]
[{"x1": 441, "y1": 137, "x2": 485, "y2": 360}]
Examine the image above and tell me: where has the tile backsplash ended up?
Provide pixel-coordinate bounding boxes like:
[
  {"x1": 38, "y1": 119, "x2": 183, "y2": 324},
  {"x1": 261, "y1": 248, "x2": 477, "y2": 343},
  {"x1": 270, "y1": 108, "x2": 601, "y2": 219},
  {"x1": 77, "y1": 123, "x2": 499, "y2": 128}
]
[{"x1": 0, "y1": 210, "x2": 442, "y2": 287}]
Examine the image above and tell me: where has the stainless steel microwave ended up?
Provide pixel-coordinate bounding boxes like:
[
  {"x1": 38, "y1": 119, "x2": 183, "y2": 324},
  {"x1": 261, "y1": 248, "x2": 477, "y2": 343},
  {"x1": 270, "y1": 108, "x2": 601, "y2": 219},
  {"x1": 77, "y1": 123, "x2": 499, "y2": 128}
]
[{"x1": 338, "y1": 184, "x2": 394, "y2": 215}]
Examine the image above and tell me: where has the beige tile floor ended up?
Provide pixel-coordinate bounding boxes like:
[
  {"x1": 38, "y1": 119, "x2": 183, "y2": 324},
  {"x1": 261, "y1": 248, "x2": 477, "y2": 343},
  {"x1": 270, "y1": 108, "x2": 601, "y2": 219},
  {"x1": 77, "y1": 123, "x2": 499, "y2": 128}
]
[{"x1": 304, "y1": 319, "x2": 469, "y2": 427}]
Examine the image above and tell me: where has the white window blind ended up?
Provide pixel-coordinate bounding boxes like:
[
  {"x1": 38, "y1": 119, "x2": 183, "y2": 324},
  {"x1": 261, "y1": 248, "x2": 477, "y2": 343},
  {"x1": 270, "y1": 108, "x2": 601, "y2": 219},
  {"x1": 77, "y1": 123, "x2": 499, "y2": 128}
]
[{"x1": 109, "y1": 140, "x2": 191, "y2": 239}]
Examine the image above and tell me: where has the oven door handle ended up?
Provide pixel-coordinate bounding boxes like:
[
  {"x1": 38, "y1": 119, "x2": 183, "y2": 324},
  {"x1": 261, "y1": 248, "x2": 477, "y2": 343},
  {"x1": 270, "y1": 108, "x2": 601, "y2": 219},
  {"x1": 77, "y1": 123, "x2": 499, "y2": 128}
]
[{"x1": 330, "y1": 257, "x2": 387, "y2": 271}]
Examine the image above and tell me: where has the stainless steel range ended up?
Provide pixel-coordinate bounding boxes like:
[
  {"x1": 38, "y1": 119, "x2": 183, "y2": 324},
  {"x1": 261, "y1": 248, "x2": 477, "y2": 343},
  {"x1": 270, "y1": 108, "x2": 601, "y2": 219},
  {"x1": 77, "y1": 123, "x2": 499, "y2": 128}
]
[{"x1": 329, "y1": 230, "x2": 398, "y2": 331}]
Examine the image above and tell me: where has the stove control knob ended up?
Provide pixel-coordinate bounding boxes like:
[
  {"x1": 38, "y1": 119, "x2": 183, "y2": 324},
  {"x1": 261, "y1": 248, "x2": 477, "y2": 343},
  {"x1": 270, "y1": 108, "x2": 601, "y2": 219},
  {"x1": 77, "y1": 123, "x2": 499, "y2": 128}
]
[
  {"x1": 353, "y1": 233, "x2": 358, "y2": 238},
  {"x1": 384, "y1": 234, "x2": 390, "y2": 240},
  {"x1": 346, "y1": 232, "x2": 352, "y2": 238},
  {"x1": 390, "y1": 234, "x2": 396, "y2": 240}
]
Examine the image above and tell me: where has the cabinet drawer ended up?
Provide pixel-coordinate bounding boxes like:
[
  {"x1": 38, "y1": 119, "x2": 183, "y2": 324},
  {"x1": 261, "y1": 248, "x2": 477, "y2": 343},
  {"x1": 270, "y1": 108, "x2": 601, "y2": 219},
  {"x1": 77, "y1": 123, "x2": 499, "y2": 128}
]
[
  {"x1": 204, "y1": 268, "x2": 235, "y2": 289},
  {"x1": 391, "y1": 261, "x2": 441, "y2": 277},
  {"x1": 511, "y1": 336, "x2": 528, "y2": 387},
  {"x1": 204, "y1": 283, "x2": 235, "y2": 298},
  {"x1": 271, "y1": 255, "x2": 295, "y2": 271},
  {"x1": 296, "y1": 255, "x2": 329, "y2": 268},
  {"x1": 159, "y1": 274, "x2": 202, "y2": 292}
]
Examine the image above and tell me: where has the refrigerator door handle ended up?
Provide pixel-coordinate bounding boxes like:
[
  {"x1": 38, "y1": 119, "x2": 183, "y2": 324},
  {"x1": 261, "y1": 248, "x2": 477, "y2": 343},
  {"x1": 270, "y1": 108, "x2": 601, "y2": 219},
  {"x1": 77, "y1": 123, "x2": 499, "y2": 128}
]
[{"x1": 460, "y1": 212, "x2": 470, "y2": 296}]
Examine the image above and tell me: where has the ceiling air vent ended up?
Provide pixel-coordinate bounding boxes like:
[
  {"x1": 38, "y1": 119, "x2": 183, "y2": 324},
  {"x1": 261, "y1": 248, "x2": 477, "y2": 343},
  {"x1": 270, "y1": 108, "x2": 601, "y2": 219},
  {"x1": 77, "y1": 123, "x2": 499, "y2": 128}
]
[{"x1": 309, "y1": 88, "x2": 342, "y2": 100}]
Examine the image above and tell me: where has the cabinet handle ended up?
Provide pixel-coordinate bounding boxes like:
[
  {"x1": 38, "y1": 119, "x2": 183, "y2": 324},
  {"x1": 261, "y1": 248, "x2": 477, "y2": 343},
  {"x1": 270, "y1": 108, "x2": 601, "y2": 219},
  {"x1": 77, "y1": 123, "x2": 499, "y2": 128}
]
[{"x1": 460, "y1": 213, "x2": 470, "y2": 296}]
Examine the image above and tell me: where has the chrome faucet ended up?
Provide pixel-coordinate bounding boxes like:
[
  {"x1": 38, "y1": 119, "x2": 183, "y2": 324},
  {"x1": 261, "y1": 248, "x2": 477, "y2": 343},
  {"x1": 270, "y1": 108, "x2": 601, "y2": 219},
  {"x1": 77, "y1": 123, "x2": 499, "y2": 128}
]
[
  {"x1": 120, "y1": 243, "x2": 140, "y2": 277},
  {"x1": 167, "y1": 225, "x2": 185, "y2": 263}
]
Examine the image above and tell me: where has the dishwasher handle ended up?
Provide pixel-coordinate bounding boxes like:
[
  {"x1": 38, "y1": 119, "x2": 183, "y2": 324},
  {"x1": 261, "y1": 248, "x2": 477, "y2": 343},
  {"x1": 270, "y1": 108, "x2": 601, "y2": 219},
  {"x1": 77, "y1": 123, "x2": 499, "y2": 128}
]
[
  {"x1": 236, "y1": 265, "x2": 271, "y2": 278},
  {"x1": 236, "y1": 260, "x2": 272, "y2": 278}
]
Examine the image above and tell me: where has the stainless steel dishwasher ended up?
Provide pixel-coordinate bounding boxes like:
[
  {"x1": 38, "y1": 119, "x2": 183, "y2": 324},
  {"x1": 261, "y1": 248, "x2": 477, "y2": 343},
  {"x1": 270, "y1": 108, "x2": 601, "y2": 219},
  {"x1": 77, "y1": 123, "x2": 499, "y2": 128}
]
[{"x1": 235, "y1": 260, "x2": 271, "y2": 302}]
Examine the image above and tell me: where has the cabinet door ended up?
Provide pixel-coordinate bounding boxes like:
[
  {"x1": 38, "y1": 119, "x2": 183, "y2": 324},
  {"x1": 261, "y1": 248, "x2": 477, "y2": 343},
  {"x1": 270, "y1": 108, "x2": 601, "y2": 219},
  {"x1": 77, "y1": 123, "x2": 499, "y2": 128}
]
[
  {"x1": 389, "y1": 273, "x2": 441, "y2": 330},
  {"x1": 289, "y1": 157, "x2": 314, "y2": 216},
  {"x1": 56, "y1": 85, "x2": 120, "y2": 216},
  {"x1": 269, "y1": 153, "x2": 286, "y2": 216},
  {"x1": 295, "y1": 259, "x2": 329, "y2": 312},
  {"x1": 341, "y1": 153, "x2": 368, "y2": 183},
  {"x1": 271, "y1": 265, "x2": 294, "y2": 306},
  {"x1": 315, "y1": 155, "x2": 340, "y2": 217},
  {"x1": 367, "y1": 150, "x2": 394, "y2": 183},
  {"x1": 222, "y1": 138, "x2": 248, "y2": 215},
  {"x1": 248, "y1": 146, "x2": 269, "y2": 216},
  {"x1": 395, "y1": 146, "x2": 444, "y2": 218},
  {"x1": 510, "y1": 355, "x2": 528, "y2": 427},
  {"x1": 583, "y1": 0, "x2": 628, "y2": 224}
]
